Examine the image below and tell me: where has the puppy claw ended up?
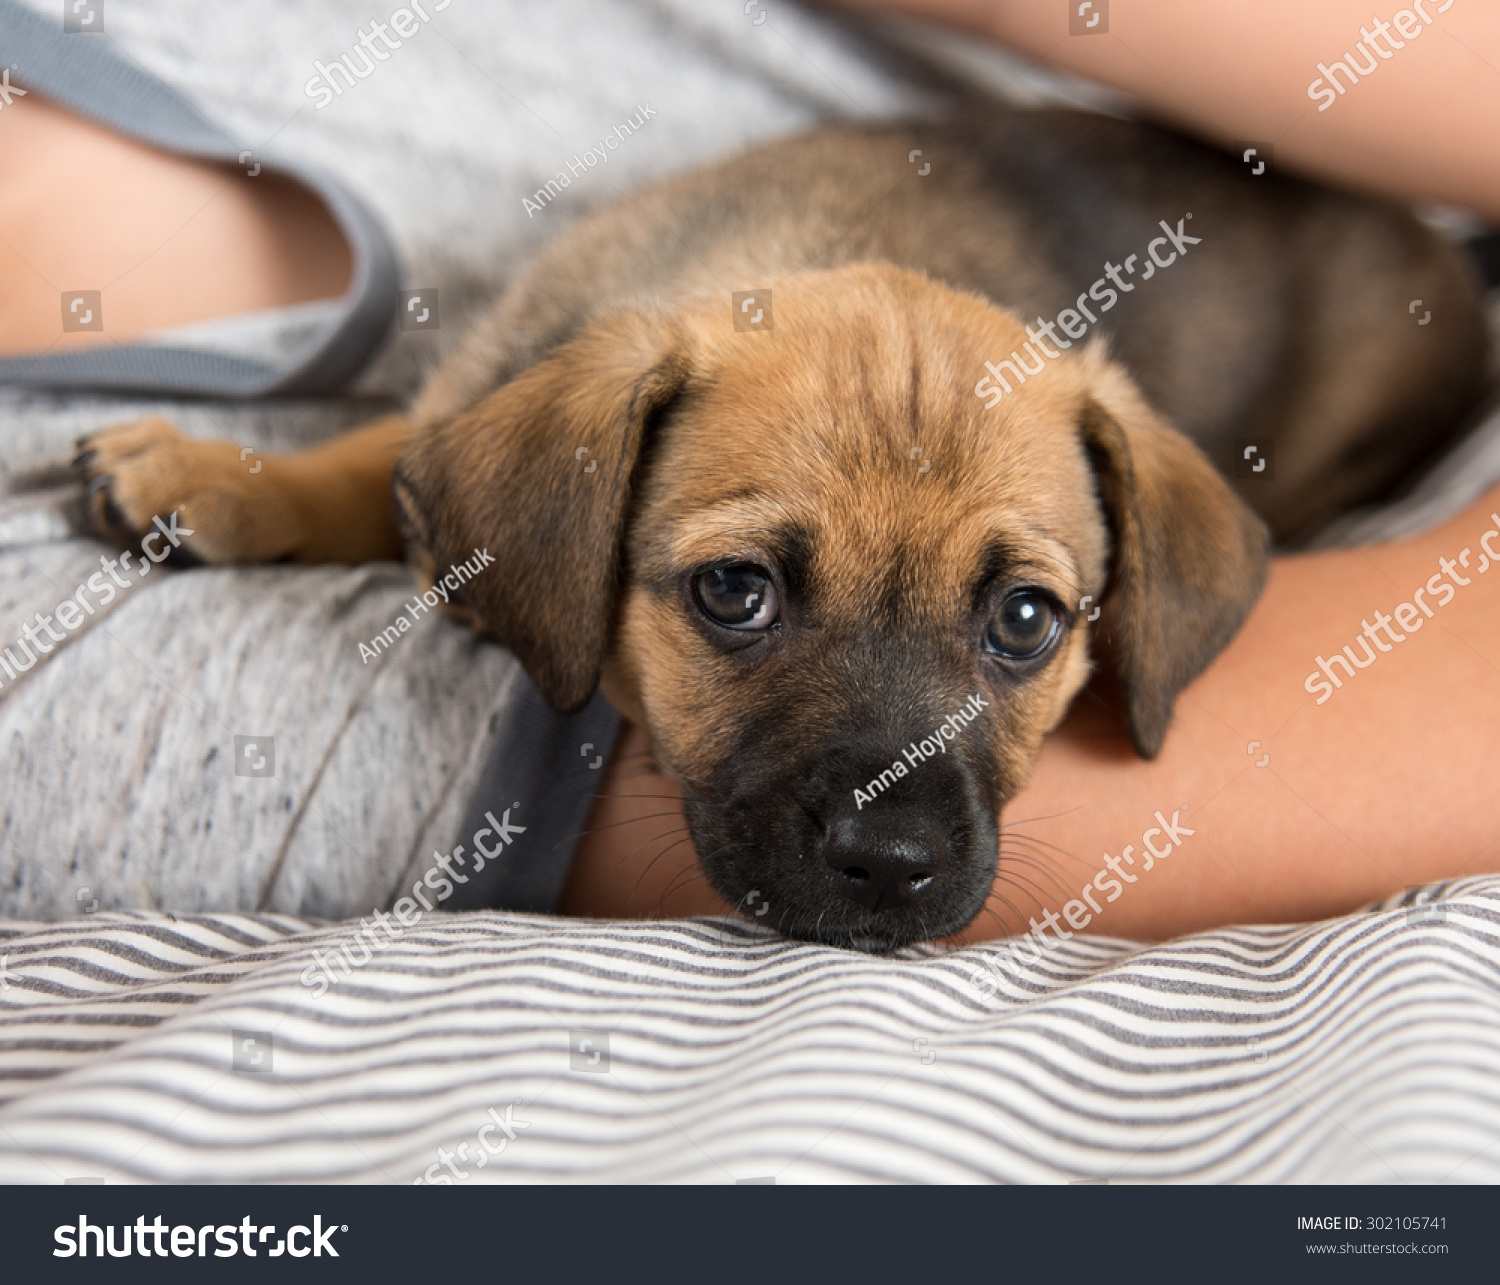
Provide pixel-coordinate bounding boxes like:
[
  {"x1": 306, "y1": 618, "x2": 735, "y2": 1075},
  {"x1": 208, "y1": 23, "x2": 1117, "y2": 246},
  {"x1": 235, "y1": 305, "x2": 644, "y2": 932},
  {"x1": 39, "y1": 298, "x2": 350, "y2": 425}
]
[
  {"x1": 71, "y1": 416, "x2": 298, "y2": 564},
  {"x1": 97, "y1": 493, "x2": 135, "y2": 541}
]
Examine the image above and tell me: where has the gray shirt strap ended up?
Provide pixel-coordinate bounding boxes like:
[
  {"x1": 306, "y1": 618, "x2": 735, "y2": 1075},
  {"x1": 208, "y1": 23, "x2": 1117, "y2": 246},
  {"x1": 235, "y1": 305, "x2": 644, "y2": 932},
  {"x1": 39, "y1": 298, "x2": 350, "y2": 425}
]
[{"x1": 0, "y1": 0, "x2": 400, "y2": 396}]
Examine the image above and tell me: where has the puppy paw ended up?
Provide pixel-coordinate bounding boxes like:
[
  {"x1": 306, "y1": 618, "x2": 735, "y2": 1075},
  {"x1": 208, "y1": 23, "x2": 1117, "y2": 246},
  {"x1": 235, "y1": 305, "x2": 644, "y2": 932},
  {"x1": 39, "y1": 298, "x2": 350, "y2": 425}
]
[{"x1": 73, "y1": 417, "x2": 297, "y2": 564}]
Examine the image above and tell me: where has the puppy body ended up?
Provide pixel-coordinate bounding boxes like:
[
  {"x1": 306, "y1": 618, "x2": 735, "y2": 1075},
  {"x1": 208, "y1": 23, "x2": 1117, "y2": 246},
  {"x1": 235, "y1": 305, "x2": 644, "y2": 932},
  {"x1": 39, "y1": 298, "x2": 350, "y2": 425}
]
[
  {"x1": 419, "y1": 107, "x2": 1487, "y2": 541},
  {"x1": 77, "y1": 106, "x2": 1490, "y2": 950}
]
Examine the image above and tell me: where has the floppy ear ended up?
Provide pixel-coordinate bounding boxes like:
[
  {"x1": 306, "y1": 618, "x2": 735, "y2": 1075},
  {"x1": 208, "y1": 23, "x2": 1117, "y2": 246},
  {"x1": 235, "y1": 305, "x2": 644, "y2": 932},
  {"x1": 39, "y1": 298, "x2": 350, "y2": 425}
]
[
  {"x1": 393, "y1": 312, "x2": 690, "y2": 712},
  {"x1": 1080, "y1": 361, "x2": 1270, "y2": 759}
]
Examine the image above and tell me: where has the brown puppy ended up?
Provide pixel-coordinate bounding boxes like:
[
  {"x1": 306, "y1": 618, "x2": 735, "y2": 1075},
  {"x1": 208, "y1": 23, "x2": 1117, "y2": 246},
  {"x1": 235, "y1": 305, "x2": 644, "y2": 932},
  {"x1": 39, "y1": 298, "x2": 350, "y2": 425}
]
[{"x1": 74, "y1": 106, "x2": 1489, "y2": 950}]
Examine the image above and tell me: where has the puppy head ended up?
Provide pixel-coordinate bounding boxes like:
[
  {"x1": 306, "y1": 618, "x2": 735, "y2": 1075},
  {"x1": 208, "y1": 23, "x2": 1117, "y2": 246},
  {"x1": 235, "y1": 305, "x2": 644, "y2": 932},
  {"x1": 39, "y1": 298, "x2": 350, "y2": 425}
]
[{"x1": 395, "y1": 264, "x2": 1268, "y2": 951}]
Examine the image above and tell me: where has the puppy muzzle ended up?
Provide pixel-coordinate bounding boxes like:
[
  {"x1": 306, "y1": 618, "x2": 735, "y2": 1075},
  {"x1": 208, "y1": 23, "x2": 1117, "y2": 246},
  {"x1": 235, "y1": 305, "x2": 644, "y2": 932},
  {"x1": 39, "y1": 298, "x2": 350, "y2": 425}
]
[{"x1": 686, "y1": 738, "x2": 999, "y2": 952}]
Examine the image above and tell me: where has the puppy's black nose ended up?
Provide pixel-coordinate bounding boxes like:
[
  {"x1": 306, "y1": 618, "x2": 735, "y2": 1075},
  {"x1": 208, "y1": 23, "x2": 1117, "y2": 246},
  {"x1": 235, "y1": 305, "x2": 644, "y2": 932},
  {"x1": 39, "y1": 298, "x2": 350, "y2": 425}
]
[{"x1": 819, "y1": 815, "x2": 950, "y2": 912}]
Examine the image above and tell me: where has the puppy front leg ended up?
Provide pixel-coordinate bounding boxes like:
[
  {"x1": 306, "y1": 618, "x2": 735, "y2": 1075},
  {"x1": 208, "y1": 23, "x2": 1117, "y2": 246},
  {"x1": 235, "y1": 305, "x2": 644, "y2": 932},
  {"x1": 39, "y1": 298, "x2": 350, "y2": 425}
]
[{"x1": 74, "y1": 414, "x2": 412, "y2": 565}]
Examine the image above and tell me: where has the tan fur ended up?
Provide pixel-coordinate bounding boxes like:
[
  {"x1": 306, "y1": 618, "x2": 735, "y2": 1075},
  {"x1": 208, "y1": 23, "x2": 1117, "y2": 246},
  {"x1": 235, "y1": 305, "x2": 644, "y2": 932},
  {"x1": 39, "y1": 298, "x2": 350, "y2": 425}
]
[
  {"x1": 77, "y1": 414, "x2": 411, "y2": 563},
  {"x1": 395, "y1": 264, "x2": 1263, "y2": 786},
  {"x1": 605, "y1": 270, "x2": 1107, "y2": 791}
]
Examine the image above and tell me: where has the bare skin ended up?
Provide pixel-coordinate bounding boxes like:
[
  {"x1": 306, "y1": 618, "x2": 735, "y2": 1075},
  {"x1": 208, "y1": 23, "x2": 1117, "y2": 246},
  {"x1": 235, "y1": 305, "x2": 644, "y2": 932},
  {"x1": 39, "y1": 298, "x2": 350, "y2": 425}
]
[
  {"x1": 827, "y1": 0, "x2": 1500, "y2": 224},
  {"x1": 561, "y1": 483, "x2": 1500, "y2": 941},
  {"x1": 0, "y1": 93, "x2": 350, "y2": 355}
]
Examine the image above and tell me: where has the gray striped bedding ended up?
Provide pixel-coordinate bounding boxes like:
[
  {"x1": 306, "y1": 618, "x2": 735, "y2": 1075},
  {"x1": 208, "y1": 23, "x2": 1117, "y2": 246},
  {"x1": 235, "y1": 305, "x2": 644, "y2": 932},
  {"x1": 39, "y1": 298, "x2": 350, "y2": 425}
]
[{"x1": 1, "y1": 877, "x2": 1498, "y2": 1184}]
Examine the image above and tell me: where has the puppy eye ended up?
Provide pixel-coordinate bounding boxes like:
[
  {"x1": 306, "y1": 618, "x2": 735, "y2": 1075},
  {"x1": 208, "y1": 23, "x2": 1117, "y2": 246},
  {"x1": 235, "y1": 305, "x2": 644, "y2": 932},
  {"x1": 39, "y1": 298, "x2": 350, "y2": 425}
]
[
  {"x1": 694, "y1": 563, "x2": 778, "y2": 630},
  {"x1": 985, "y1": 590, "x2": 1060, "y2": 660}
]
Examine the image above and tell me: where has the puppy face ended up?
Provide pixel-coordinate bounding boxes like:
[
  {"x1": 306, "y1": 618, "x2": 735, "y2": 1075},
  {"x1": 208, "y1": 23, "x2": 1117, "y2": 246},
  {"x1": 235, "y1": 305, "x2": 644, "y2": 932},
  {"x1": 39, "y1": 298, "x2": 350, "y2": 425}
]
[
  {"x1": 602, "y1": 276, "x2": 1108, "y2": 948},
  {"x1": 395, "y1": 265, "x2": 1267, "y2": 951}
]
